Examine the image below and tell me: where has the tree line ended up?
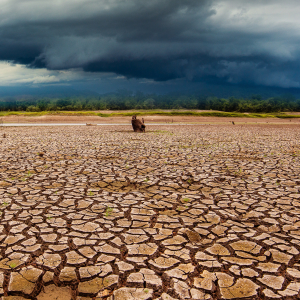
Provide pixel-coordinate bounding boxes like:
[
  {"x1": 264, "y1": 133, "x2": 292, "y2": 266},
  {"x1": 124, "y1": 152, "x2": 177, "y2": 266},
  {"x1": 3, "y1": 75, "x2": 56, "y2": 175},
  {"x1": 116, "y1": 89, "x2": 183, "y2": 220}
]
[{"x1": 0, "y1": 93, "x2": 299, "y2": 113}]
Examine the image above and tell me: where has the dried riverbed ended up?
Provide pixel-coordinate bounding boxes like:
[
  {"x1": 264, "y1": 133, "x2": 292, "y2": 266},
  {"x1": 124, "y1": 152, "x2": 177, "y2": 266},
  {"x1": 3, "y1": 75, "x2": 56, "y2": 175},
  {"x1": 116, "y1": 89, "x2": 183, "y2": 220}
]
[{"x1": 0, "y1": 124, "x2": 299, "y2": 299}]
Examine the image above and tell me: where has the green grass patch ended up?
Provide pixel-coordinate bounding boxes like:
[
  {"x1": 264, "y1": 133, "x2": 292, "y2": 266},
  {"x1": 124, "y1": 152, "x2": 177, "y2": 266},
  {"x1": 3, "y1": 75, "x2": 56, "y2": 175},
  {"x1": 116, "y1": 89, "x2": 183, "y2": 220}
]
[
  {"x1": 97, "y1": 111, "x2": 300, "y2": 118},
  {"x1": 0, "y1": 110, "x2": 299, "y2": 118},
  {"x1": 182, "y1": 198, "x2": 190, "y2": 203},
  {"x1": 105, "y1": 206, "x2": 114, "y2": 217},
  {"x1": 97, "y1": 111, "x2": 252, "y2": 118},
  {"x1": 0, "y1": 111, "x2": 99, "y2": 117},
  {"x1": 8, "y1": 262, "x2": 18, "y2": 269},
  {"x1": 273, "y1": 114, "x2": 300, "y2": 119}
]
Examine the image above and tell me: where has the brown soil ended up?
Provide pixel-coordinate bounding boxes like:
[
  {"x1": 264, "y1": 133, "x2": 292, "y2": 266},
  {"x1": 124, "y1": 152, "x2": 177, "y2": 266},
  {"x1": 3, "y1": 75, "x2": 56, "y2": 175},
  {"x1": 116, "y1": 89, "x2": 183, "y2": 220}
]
[
  {"x1": 2, "y1": 113, "x2": 300, "y2": 125},
  {"x1": 0, "y1": 124, "x2": 299, "y2": 299}
]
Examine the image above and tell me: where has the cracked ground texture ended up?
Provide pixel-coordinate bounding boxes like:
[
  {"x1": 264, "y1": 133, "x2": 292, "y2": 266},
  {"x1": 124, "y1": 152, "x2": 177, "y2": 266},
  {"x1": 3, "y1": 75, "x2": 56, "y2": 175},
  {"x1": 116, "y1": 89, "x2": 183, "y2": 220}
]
[{"x1": 0, "y1": 124, "x2": 299, "y2": 300}]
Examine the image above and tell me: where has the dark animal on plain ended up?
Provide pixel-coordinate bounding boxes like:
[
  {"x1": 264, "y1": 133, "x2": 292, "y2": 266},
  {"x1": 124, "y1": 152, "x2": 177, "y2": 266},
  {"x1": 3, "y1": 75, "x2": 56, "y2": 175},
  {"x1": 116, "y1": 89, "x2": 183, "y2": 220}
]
[
  {"x1": 3, "y1": 133, "x2": 6, "y2": 138},
  {"x1": 132, "y1": 115, "x2": 146, "y2": 132},
  {"x1": 232, "y1": 121, "x2": 235, "y2": 125}
]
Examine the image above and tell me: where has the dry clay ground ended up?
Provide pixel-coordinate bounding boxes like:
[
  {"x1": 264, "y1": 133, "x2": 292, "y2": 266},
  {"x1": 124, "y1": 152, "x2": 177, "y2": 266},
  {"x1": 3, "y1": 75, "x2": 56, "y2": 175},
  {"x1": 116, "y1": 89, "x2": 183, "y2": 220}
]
[
  {"x1": 0, "y1": 124, "x2": 299, "y2": 300},
  {"x1": 2, "y1": 113, "x2": 300, "y2": 125}
]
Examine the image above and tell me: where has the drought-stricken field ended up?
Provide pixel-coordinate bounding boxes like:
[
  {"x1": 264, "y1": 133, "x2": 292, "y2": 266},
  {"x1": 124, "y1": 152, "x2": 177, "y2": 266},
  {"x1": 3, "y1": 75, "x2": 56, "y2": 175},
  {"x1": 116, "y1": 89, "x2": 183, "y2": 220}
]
[{"x1": 0, "y1": 124, "x2": 299, "y2": 299}]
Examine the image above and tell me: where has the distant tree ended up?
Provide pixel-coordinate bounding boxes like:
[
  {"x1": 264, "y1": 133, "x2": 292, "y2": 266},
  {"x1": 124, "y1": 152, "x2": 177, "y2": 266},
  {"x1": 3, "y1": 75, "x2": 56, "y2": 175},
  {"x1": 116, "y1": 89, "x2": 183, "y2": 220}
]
[
  {"x1": 143, "y1": 98, "x2": 155, "y2": 109},
  {"x1": 56, "y1": 99, "x2": 72, "y2": 110},
  {"x1": 26, "y1": 105, "x2": 40, "y2": 112},
  {"x1": 37, "y1": 100, "x2": 47, "y2": 111},
  {"x1": 0, "y1": 92, "x2": 299, "y2": 113},
  {"x1": 251, "y1": 94, "x2": 262, "y2": 100}
]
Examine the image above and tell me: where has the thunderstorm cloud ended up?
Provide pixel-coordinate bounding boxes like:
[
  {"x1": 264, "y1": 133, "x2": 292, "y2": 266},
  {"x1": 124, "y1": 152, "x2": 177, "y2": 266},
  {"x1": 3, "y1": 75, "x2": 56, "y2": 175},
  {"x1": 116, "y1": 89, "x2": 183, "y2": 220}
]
[{"x1": 1, "y1": 0, "x2": 300, "y2": 89}]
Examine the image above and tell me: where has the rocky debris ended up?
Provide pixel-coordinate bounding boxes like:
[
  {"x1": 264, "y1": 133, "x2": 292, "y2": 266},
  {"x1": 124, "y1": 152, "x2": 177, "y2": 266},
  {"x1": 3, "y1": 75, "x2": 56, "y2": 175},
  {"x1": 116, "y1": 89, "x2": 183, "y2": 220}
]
[{"x1": 0, "y1": 124, "x2": 299, "y2": 298}]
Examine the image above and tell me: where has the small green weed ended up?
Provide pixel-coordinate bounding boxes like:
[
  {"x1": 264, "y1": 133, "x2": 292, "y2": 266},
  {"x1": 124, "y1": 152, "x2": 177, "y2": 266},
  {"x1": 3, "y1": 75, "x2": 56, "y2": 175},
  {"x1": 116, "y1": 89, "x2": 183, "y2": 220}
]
[
  {"x1": 8, "y1": 262, "x2": 17, "y2": 269},
  {"x1": 105, "y1": 206, "x2": 113, "y2": 217},
  {"x1": 183, "y1": 198, "x2": 190, "y2": 203},
  {"x1": 26, "y1": 170, "x2": 33, "y2": 177}
]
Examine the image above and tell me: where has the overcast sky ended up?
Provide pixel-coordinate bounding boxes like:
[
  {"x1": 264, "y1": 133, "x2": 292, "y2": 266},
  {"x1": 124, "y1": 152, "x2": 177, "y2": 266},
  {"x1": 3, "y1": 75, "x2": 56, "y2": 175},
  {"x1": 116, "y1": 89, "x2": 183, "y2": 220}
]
[{"x1": 1, "y1": 0, "x2": 300, "y2": 93}]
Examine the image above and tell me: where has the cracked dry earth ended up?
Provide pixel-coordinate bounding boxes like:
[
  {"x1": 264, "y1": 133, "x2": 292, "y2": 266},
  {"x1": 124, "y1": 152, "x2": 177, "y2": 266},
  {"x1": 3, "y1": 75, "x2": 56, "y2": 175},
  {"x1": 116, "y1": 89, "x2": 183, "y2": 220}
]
[{"x1": 0, "y1": 125, "x2": 299, "y2": 300}]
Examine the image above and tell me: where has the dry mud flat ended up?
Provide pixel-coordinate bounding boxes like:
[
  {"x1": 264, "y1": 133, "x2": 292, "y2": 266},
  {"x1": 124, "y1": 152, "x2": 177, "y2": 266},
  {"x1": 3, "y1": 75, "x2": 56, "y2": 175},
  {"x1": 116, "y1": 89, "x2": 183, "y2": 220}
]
[
  {"x1": 2, "y1": 113, "x2": 300, "y2": 125},
  {"x1": 0, "y1": 124, "x2": 299, "y2": 300}
]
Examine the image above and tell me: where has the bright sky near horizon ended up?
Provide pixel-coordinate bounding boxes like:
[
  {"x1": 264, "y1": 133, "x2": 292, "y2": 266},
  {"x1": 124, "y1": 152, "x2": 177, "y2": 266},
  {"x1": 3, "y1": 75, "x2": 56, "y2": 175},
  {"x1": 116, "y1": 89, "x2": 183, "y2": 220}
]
[{"x1": 1, "y1": 0, "x2": 300, "y2": 93}]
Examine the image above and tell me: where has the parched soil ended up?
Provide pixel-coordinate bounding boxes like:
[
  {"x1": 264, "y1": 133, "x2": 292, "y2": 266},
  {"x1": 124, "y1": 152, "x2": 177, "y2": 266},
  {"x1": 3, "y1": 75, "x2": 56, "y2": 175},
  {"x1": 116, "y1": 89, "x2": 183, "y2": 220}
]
[
  {"x1": 2, "y1": 113, "x2": 300, "y2": 125},
  {"x1": 0, "y1": 124, "x2": 299, "y2": 299}
]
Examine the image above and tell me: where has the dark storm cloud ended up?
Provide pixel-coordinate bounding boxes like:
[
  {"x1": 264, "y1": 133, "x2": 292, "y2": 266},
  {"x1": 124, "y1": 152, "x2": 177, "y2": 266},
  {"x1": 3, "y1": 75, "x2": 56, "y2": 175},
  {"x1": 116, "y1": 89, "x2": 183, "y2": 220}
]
[{"x1": 1, "y1": 0, "x2": 300, "y2": 88}]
